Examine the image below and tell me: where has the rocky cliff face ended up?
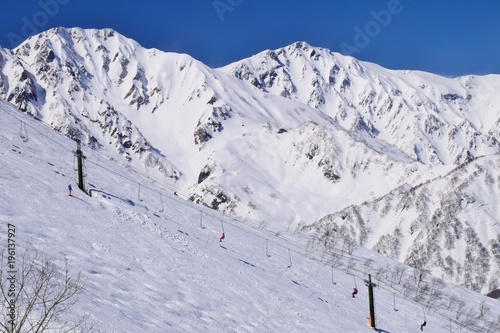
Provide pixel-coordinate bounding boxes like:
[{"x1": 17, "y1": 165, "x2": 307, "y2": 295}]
[
  {"x1": 0, "y1": 28, "x2": 498, "y2": 294},
  {"x1": 0, "y1": 28, "x2": 235, "y2": 180},
  {"x1": 223, "y1": 41, "x2": 499, "y2": 165}
]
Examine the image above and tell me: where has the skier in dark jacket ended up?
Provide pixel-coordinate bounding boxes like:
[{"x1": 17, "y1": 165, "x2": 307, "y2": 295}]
[
  {"x1": 352, "y1": 288, "x2": 358, "y2": 298},
  {"x1": 420, "y1": 320, "x2": 427, "y2": 331}
]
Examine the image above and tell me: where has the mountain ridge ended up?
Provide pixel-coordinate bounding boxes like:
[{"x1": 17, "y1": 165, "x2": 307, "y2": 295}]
[
  {"x1": 0, "y1": 27, "x2": 498, "y2": 294},
  {"x1": 222, "y1": 40, "x2": 499, "y2": 165}
]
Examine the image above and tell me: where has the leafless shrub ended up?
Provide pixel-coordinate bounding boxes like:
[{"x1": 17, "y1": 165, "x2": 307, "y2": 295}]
[
  {"x1": 447, "y1": 295, "x2": 459, "y2": 309},
  {"x1": 344, "y1": 238, "x2": 357, "y2": 255},
  {"x1": 413, "y1": 281, "x2": 430, "y2": 303},
  {"x1": 427, "y1": 278, "x2": 444, "y2": 301},
  {"x1": 385, "y1": 265, "x2": 405, "y2": 287},
  {"x1": 363, "y1": 259, "x2": 374, "y2": 275},
  {"x1": 375, "y1": 266, "x2": 387, "y2": 282},
  {"x1": 0, "y1": 248, "x2": 91, "y2": 333},
  {"x1": 485, "y1": 315, "x2": 500, "y2": 333},
  {"x1": 345, "y1": 257, "x2": 356, "y2": 275},
  {"x1": 455, "y1": 299, "x2": 467, "y2": 320},
  {"x1": 392, "y1": 266, "x2": 407, "y2": 285},
  {"x1": 412, "y1": 268, "x2": 428, "y2": 286},
  {"x1": 305, "y1": 238, "x2": 319, "y2": 256},
  {"x1": 401, "y1": 275, "x2": 415, "y2": 298},
  {"x1": 459, "y1": 306, "x2": 477, "y2": 330},
  {"x1": 330, "y1": 252, "x2": 343, "y2": 269},
  {"x1": 477, "y1": 301, "x2": 490, "y2": 320}
]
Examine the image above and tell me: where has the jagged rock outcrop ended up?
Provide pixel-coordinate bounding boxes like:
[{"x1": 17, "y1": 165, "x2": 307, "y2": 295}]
[{"x1": 224, "y1": 41, "x2": 499, "y2": 165}]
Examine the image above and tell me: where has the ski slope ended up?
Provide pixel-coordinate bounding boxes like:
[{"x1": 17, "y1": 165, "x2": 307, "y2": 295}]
[{"x1": 0, "y1": 100, "x2": 498, "y2": 332}]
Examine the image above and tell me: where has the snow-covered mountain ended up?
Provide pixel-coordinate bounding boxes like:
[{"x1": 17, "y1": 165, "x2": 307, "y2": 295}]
[
  {"x1": 1, "y1": 98, "x2": 499, "y2": 332},
  {"x1": 0, "y1": 27, "x2": 498, "y2": 295},
  {"x1": 224, "y1": 41, "x2": 499, "y2": 165},
  {"x1": 304, "y1": 154, "x2": 500, "y2": 294}
]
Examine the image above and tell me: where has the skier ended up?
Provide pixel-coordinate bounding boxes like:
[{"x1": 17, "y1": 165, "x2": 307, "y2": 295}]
[
  {"x1": 352, "y1": 288, "x2": 358, "y2": 298},
  {"x1": 174, "y1": 191, "x2": 178, "y2": 196},
  {"x1": 420, "y1": 320, "x2": 427, "y2": 331},
  {"x1": 219, "y1": 232, "x2": 225, "y2": 242},
  {"x1": 68, "y1": 184, "x2": 72, "y2": 196}
]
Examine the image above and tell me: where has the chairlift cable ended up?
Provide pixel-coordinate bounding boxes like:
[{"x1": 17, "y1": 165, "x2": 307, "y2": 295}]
[
  {"x1": 159, "y1": 190, "x2": 164, "y2": 212},
  {"x1": 20, "y1": 121, "x2": 28, "y2": 142},
  {"x1": 138, "y1": 183, "x2": 143, "y2": 202},
  {"x1": 331, "y1": 265, "x2": 337, "y2": 285},
  {"x1": 265, "y1": 238, "x2": 271, "y2": 258},
  {"x1": 200, "y1": 210, "x2": 205, "y2": 229}
]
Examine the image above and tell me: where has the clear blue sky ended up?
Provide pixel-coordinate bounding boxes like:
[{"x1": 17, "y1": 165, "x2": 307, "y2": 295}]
[{"x1": 1, "y1": 0, "x2": 499, "y2": 76}]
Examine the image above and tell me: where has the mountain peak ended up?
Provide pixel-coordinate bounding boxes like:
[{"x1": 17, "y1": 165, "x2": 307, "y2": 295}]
[
  {"x1": 1, "y1": 28, "x2": 499, "y2": 295},
  {"x1": 223, "y1": 41, "x2": 499, "y2": 165}
]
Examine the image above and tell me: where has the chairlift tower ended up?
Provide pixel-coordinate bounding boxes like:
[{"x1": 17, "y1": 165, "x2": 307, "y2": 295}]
[
  {"x1": 364, "y1": 274, "x2": 377, "y2": 330},
  {"x1": 73, "y1": 140, "x2": 86, "y2": 193}
]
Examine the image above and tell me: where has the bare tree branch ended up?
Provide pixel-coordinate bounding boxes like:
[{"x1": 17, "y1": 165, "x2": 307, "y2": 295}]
[{"x1": 1, "y1": 247, "x2": 89, "y2": 333}]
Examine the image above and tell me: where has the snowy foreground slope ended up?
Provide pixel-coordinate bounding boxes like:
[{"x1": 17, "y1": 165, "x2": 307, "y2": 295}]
[{"x1": 1, "y1": 101, "x2": 499, "y2": 331}]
